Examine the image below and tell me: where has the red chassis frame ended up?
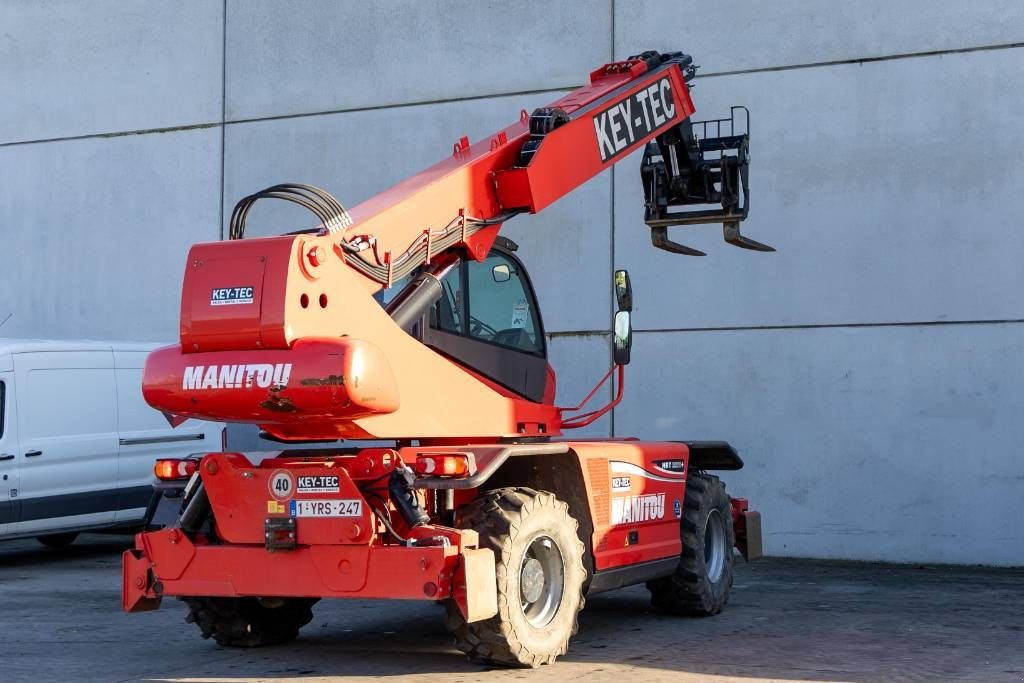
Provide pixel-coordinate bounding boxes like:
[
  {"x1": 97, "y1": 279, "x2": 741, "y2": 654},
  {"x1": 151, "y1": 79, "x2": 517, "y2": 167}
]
[{"x1": 124, "y1": 444, "x2": 759, "y2": 618}]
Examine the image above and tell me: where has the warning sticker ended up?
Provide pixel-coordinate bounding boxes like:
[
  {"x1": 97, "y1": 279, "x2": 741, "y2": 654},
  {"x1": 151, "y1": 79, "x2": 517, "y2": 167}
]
[{"x1": 511, "y1": 302, "x2": 529, "y2": 329}]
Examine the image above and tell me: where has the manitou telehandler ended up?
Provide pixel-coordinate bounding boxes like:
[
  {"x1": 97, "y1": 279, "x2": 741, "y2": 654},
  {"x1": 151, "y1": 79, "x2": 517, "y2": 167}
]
[{"x1": 123, "y1": 50, "x2": 768, "y2": 667}]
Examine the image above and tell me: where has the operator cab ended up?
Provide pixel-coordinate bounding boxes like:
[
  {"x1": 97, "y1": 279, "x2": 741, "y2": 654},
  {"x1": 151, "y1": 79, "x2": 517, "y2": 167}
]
[
  {"x1": 426, "y1": 239, "x2": 548, "y2": 402},
  {"x1": 378, "y1": 238, "x2": 548, "y2": 402}
]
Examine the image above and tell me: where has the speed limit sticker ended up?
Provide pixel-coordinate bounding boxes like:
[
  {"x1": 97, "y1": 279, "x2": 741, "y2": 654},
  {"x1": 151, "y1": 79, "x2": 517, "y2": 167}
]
[{"x1": 268, "y1": 470, "x2": 295, "y2": 500}]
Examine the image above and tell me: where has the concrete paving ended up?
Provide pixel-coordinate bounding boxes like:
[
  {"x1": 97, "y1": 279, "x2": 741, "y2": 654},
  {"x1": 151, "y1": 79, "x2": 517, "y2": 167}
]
[{"x1": 0, "y1": 534, "x2": 1021, "y2": 683}]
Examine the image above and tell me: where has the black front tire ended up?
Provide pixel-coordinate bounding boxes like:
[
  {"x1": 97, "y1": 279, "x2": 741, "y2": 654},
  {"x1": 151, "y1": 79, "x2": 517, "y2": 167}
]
[
  {"x1": 36, "y1": 532, "x2": 79, "y2": 548},
  {"x1": 445, "y1": 487, "x2": 587, "y2": 668},
  {"x1": 647, "y1": 473, "x2": 735, "y2": 615},
  {"x1": 182, "y1": 597, "x2": 317, "y2": 647}
]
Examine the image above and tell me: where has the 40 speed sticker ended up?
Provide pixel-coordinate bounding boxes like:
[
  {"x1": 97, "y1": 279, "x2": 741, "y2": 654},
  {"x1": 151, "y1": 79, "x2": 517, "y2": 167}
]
[
  {"x1": 290, "y1": 499, "x2": 363, "y2": 518},
  {"x1": 268, "y1": 470, "x2": 295, "y2": 500}
]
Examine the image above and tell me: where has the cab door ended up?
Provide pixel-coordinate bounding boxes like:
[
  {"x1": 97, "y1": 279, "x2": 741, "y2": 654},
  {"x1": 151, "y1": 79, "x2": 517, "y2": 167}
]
[
  {"x1": 425, "y1": 246, "x2": 549, "y2": 401},
  {"x1": 0, "y1": 373, "x2": 19, "y2": 536},
  {"x1": 13, "y1": 350, "x2": 119, "y2": 535}
]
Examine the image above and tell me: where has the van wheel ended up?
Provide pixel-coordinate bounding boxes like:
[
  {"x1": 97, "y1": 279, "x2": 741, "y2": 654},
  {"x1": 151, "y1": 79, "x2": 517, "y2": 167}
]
[
  {"x1": 37, "y1": 532, "x2": 79, "y2": 548},
  {"x1": 182, "y1": 597, "x2": 318, "y2": 647},
  {"x1": 445, "y1": 487, "x2": 587, "y2": 668},
  {"x1": 646, "y1": 473, "x2": 735, "y2": 615}
]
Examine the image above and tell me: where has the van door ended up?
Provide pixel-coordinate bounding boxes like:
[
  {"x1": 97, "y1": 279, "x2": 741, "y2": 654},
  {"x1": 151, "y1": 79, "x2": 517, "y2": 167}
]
[
  {"x1": 0, "y1": 373, "x2": 20, "y2": 536},
  {"x1": 13, "y1": 350, "x2": 119, "y2": 535},
  {"x1": 113, "y1": 350, "x2": 217, "y2": 523}
]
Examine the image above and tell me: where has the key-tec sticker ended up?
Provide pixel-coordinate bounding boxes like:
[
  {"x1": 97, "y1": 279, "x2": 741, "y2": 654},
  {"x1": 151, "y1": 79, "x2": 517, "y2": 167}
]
[
  {"x1": 210, "y1": 286, "x2": 255, "y2": 306},
  {"x1": 296, "y1": 475, "x2": 340, "y2": 494},
  {"x1": 290, "y1": 499, "x2": 363, "y2": 518},
  {"x1": 612, "y1": 476, "x2": 631, "y2": 492},
  {"x1": 593, "y1": 76, "x2": 678, "y2": 163},
  {"x1": 268, "y1": 470, "x2": 295, "y2": 501}
]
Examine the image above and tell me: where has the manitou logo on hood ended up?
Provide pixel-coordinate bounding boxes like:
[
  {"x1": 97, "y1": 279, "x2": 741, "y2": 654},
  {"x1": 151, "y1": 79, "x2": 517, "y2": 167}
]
[
  {"x1": 611, "y1": 493, "x2": 666, "y2": 525},
  {"x1": 182, "y1": 363, "x2": 292, "y2": 390},
  {"x1": 593, "y1": 76, "x2": 678, "y2": 163}
]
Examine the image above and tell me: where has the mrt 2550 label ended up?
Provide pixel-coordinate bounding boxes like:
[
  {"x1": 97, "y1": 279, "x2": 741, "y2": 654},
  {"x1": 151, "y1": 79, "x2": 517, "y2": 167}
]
[{"x1": 290, "y1": 499, "x2": 362, "y2": 518}]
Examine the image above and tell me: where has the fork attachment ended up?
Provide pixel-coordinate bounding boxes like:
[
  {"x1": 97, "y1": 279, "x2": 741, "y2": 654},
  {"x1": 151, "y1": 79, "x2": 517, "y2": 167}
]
[{"x1": 641, "y1": 106, "x2": 773, "y2": 255}]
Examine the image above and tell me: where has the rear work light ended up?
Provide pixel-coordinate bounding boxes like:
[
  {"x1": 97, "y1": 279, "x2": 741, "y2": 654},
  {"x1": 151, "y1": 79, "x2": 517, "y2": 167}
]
[
  {"x1": 414, "y1": 453, "x2": 471, "y2": 478},
  {"x1": 154, "y1": 458, "x2": 198, "y2": 481}
]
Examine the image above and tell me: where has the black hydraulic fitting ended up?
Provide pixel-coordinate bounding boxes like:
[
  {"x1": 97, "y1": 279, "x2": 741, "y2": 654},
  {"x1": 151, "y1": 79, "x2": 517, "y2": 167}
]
[
  {"x1": 389, "y1": 466, "x2": 430, "y2": 528},
  {"x1": 178, "y1": 483, "x2": 210, "y2": 534}
]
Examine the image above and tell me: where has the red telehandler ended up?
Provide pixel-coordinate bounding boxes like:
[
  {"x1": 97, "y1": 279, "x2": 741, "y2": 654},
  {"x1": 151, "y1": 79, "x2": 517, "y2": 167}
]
[{"x1": 123, "y1": 50, "x2": 768, "y2": 667}]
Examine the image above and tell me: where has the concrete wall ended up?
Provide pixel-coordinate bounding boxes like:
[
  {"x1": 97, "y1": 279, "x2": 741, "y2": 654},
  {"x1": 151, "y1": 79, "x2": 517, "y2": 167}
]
[{"x1": 1, "y1": 1, "x2": 1021, "y2": 564}]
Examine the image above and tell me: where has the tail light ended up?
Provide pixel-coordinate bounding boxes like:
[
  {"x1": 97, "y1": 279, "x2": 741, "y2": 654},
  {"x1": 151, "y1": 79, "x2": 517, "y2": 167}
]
[
  {"x1": 414, "y1": 453, "x2": 470, "y2": 477},
  {"x1": 154, "y1": 458, "x2": 198, "y2": 481}
]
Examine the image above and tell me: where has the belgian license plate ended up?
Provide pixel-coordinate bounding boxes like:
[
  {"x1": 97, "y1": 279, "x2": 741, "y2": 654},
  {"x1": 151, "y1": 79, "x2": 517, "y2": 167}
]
[{"x1": 289, "y1": 499, "x2": 362, "y2": 518}]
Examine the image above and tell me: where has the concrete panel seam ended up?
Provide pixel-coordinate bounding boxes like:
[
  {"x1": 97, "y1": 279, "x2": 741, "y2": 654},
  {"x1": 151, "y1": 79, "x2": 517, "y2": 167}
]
[
  {"x1": 0, "y1": 122, "x2": 222, "y2": 149},
  {"x1": 0, "y1": 86, "x2": 581, "y2": 149},
  {"x1": 634, "y1": 318, "x2": 1024, "y2": 334},
  {"x1": 696, "y1": 41, "x2": 1024, "y2": 80},
  {"x1": 223, "y1": 86, "x2": 581, "y2": 126},
  {"x1": 219, "y1": 0, "x2": 228, "y2": 240}
]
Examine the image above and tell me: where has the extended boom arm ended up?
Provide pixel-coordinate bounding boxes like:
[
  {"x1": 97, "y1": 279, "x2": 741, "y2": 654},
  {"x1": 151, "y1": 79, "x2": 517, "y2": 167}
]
[{"x1": 228, "y1": 51, "x2": 770, "y2": 290}]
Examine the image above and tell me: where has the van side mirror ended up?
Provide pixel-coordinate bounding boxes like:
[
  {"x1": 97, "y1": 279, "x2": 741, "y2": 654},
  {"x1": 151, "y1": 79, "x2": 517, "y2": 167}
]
[
  {"x1": 612, "y1": 270, "x2": 632, "y2": 365},
  {"x1": 614, "y1": 270, "x2": 632, "y2": 312}
]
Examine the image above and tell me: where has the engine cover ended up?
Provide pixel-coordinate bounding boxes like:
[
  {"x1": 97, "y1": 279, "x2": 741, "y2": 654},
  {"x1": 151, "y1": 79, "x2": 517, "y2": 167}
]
[{"x1": 142, "y1": 337, "x2": 400, "y2": 424}]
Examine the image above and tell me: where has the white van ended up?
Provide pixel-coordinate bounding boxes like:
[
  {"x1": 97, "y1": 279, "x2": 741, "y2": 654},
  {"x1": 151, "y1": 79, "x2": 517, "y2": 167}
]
[{"x1": 0, "y1": 340, "x2": 223, "y2": 547}]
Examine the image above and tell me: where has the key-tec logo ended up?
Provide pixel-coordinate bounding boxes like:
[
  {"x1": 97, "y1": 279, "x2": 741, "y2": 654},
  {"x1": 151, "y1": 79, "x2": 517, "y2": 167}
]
[
  {"x1": 593, "y1": 76, "x2": 678, "y2": 163},
  {"x1": 210, "y1": 286, "x2": 255, "y2": 306}
]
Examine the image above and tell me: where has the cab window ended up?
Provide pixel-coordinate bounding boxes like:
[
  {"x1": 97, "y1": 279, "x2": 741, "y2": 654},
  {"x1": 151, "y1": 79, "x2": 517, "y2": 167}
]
[{"x1": 433, "y1": 253, "x2": 543, "y2": 355}]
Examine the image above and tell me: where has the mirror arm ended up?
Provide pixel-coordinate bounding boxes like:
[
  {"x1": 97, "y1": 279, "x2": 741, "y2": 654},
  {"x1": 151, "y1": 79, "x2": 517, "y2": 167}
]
[{"x1": 559, "y1": 365, "x2": 625, "y2": 430}]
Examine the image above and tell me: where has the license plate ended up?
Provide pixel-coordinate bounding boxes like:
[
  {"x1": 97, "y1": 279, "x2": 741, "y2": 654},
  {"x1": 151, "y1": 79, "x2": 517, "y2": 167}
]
[{"x1": 289, "y1": 499, "x2": 362, "y2": 518}]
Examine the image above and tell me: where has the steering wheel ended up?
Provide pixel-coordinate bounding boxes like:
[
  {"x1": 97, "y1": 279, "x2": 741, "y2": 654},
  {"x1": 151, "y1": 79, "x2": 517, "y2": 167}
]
[{"x1": 469, "y1": 316, "x2": 498, "y2": 340}]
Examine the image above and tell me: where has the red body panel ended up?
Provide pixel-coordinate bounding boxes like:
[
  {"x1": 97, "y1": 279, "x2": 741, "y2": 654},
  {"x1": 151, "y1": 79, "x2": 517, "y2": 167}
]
[{"x1": 570, "y1": 441, "x2": 688, "y2": 570}]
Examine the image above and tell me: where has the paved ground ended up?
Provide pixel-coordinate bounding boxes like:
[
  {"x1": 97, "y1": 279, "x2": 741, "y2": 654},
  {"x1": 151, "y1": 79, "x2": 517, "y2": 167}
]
[{"x1": 1, "y1": 534, "x2": 1021, "y2": 683}]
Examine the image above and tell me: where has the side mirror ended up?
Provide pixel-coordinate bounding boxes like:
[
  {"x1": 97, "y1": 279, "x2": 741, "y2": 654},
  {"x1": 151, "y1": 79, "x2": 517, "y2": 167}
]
[
  {"x1": 612, "y1": 269, "x2": 633, "y2": 365},
  {"x1": 492, "y1": 264, "x2": 511, "y2": 282},
  {"x1": 613, "y1": 310, "x2": 632, "y2": 365},
  {"x1": 614, "y1": 270, "x2": 632, "y2": 311}
]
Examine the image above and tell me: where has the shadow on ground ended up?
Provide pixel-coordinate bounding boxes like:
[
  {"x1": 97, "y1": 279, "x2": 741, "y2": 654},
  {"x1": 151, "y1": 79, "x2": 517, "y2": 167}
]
[
  {"x1": 2, "y1": 535, "x2": 1022, "y2": 682},
  {"x1": 142, "y1": 560, "x2": 1024, "y2": 683}
]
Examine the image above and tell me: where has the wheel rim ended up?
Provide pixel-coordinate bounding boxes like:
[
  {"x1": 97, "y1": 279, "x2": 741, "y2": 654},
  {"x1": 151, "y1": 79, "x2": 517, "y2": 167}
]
[
  {"x1": 704, "y1": 509, "x2": 727, "y2": 583},
  {"x1": 519, "y1": 535, "x2": 564, "y2": 627}
]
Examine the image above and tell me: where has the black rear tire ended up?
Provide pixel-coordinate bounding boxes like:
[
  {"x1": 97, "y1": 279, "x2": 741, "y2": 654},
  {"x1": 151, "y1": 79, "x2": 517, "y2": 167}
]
[
  {"x1": 647, "y1": 473, "x2": 735, "y2": 615},
  {"x1": 445, "y1": 487, "x2": 587, "y2": 668},
  {"x1": 182, "y1": 597, "x2": 317, "y2": 647},
  {"x1": 36, "y1": 532, "x2": 79, "y2": 548}
]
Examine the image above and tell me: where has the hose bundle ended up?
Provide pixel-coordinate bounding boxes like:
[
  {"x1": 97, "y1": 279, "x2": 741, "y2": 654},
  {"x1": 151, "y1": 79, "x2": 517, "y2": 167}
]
[{"x1": 227, "y1": 182, "x2": 519, "y2": 286}]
